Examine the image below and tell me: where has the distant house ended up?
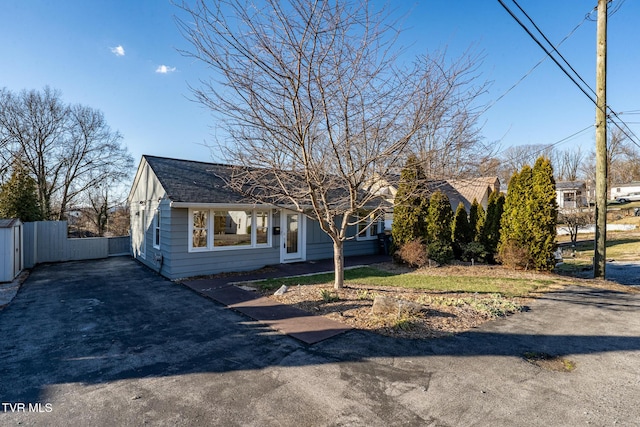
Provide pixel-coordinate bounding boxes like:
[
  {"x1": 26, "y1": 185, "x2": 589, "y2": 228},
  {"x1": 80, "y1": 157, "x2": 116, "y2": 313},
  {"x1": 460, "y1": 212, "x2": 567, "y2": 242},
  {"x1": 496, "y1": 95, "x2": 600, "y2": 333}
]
[
  {"x1": 447, "y1": 177, "x2": 501, "y2": 210},
  {"x1": 372, "y1": 175, "x2": 500, "y2": 211},
  {"x1": 556, "y1": 181, "x2": 588, "y2": 211},
  {"x1": 610, "y1": 182, "x2": 640, "y2": 200},
  {"x1": 127, "y1": 155, "x2": 383, "y2": 279}
]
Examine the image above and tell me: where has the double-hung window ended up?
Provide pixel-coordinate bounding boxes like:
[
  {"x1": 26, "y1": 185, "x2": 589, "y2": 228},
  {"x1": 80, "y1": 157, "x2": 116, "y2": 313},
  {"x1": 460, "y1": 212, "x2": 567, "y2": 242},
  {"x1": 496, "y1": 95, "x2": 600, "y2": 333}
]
[{"x1": 189, "y1": 208, "x2": 272, "y2": 251}]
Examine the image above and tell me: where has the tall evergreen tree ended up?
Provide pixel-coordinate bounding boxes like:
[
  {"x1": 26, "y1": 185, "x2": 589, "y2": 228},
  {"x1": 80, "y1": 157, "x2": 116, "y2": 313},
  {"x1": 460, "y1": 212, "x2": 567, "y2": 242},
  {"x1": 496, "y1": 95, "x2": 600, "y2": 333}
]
[
  {"x1": 452, "y1": 202, "x2": 471, "y2": 259},
  {"x1": 425, "y1": 190, "x2": 454, "y2": 263},
  {"x1": 391, "y1": 155, "x2": 429, "y2": 249},
  {"x1": 498, "y1": 157, "x2": 557, "y2": 270},
  {"x1": 0, "y1": 158, "x2": 42, "y2": 222},
  {"x1": 529, "y1": 157, "x2": 558, "y2": 270},
  {"x1": 468, "y1": 198, "x2": 485, "y2": 242},
  {"x1": 480, "y1": 190, "x2": 505, "y2": 262}
]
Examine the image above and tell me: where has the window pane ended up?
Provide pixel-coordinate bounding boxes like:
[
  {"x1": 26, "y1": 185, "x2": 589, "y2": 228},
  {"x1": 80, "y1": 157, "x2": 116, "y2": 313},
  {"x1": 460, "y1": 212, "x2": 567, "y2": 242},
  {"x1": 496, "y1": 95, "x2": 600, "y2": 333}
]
[
  {"x1": 214, "y1": 210, "x2": 251, "y2": 247},
  {"x1": 193, "y1": 210, "x2": 207, "y2": 228},
  {"x1": 369, "y1": 220, "x2": 377, "y2": 236},
  {"x1": 286, "y1": 213, "x2": 298, "y2": 253},
  {"x1": 192, "y1": 229, "x2": 208, "y2": 248},
  {"x1": 255, "y1": 211, "x2": 269, "y2": 245},
  {"x1": 192, "y1": 210, "x2": 208, "y2": 248},
  {"x1": 155, "y1": 209, "x2": 161, "y2": 246}
]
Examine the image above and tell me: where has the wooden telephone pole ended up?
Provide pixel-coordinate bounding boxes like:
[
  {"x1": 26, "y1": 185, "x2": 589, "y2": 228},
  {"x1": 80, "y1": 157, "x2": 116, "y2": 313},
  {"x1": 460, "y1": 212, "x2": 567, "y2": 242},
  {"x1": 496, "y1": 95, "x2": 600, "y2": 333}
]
[{"x1": 594, "y1": 0, "x2": 608, "y2": 278}]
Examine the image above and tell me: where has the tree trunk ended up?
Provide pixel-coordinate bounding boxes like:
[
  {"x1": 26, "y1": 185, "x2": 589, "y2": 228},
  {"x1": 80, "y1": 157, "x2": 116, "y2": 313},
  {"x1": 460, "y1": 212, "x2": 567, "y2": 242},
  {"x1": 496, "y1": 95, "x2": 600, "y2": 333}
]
[{"x1": 333, "y1": 239, "x2": 344, "y2": 290}]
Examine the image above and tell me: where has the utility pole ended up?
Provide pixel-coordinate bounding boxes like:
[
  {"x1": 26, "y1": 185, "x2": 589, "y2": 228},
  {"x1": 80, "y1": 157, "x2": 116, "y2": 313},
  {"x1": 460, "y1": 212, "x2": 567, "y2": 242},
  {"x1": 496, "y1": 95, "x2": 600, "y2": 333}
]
[{"x1": 594, "y1": 0, "x2": 607, "y2": 278}]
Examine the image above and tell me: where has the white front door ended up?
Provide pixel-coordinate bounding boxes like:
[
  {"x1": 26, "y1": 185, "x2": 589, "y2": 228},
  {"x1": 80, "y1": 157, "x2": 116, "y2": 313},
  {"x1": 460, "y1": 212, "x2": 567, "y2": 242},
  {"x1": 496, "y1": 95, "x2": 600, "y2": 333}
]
[{"x1": 280, "y1": 210, "x2": 305, "y2": 262}]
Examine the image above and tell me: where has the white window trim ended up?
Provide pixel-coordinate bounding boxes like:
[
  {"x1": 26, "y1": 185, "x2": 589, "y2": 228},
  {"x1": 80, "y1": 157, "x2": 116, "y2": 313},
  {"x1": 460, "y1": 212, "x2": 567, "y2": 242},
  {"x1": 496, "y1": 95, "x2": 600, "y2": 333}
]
[
  {"x1": 356, "y1": 213, "x2": 382, "y2": 241},
  {"x1": 188, "y1": 208, "x2": 272, "y2": 252},
  {"x1": 139, "y1": 207, "x2": 147, "y2": 259},
  {"x1": 153, "y1": 207, "x2": 161, "y2": 249}
]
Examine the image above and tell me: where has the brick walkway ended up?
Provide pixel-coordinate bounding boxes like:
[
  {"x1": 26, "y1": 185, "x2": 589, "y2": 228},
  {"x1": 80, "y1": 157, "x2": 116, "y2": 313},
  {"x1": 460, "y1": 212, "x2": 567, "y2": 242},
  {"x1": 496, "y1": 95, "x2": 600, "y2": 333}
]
[{"x1": 180, "y1": 254, "x2": 390, "y2": 344}]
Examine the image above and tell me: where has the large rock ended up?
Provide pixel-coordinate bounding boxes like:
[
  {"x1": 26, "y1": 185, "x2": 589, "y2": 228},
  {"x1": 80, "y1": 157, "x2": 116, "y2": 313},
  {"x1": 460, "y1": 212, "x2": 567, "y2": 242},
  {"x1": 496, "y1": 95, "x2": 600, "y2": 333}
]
[{"x1": 371, "y1": 295, "x2": 424, "y2": 316}]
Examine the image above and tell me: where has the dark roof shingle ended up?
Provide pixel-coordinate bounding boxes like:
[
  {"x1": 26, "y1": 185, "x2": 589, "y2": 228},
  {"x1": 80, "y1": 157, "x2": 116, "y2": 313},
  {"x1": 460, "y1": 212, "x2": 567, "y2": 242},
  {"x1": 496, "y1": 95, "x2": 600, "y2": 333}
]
[{"x1": 144, "y1": 155, "x2": 253, "y2": 204}]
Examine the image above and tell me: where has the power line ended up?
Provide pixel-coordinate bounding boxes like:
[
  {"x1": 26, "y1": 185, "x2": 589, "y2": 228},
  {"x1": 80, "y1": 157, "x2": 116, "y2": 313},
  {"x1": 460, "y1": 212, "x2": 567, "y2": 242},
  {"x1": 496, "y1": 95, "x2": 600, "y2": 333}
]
[
  {"x1": 511, "y1": 0, "x2": 596, "y2": 99},
  {"x1": 481, "y1": 6, "x2": 594, "y2": 115},
  {"x1": 497, "y1": 0, "x2": 597, "y2": 105},
  {"x1": 498, "y1": 0, "x2": 640, "y2": 150}
]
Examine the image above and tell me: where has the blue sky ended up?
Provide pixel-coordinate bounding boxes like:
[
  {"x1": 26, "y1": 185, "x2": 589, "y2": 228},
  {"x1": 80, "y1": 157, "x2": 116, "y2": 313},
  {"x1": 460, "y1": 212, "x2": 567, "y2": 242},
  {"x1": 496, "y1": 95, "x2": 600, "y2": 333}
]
[{"x1": 1, "y1": 0, "x2": 638, "y2": 168}]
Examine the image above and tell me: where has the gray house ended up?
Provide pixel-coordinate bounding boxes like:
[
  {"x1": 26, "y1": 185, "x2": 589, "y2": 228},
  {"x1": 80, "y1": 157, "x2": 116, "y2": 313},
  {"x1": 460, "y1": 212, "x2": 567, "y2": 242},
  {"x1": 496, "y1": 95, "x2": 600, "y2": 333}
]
[{"x1": 128, "y1": 155, "x2": 382, "y2": 279}]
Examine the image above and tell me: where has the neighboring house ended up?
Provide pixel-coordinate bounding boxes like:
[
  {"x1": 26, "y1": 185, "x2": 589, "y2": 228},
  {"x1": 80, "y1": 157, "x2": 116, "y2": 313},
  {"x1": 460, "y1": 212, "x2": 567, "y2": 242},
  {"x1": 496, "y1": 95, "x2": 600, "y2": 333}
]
[
  {"x1": 128, "y1": 155, "x2": 383, "y2": 280},
  {"x1": 447, "y1": 177, "x2": 501, "y2": 210},
  {"x1": 556, "y1": 181, "x2": 588, "y2": 211},
  {"x1": 371, "y1": 175, "x2": 500, "y2": 211},
  {"x1": 610, "y1": 182, "x2": 640, "y2": 200}
]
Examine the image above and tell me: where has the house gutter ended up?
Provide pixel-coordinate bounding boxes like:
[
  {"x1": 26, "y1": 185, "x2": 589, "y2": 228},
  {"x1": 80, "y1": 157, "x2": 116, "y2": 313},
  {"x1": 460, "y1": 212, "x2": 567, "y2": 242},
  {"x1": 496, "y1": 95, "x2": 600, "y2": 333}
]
[{"x1": 169, "y1": 202, "x2": 270, "y2": 209}]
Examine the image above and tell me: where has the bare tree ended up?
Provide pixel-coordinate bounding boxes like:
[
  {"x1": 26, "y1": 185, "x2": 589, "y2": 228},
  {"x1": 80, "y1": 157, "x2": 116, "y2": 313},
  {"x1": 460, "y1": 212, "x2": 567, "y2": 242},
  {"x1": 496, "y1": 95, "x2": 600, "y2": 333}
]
[
  {"x1": 581, "y1": 127, "x2": 640, "y2": 191},
  {"x1": 555, "y1": 147, "x2": 585, "y2": 182},
  {"x1": 558, "y1": 208, "x2": 593, "y2": 248},
  {"x1": 409, "y1": 51, "x2": 491, "y2": 180},
  {"x1": 0, "y1": 87, "x2": 133, "y2": 220},
  {"x1": 177, "y1": 0, "x2": 486, "y2": 288},
  {"x1": 498, "y1": 144, "x2": 553, "y2": 186}
]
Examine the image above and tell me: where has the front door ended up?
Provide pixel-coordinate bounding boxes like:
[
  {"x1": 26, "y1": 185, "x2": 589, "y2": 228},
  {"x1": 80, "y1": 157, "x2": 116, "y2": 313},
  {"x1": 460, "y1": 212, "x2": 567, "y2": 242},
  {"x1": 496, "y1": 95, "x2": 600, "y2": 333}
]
[{"x1": 281, "y1": 210, "x2": 305, "y2": 262}]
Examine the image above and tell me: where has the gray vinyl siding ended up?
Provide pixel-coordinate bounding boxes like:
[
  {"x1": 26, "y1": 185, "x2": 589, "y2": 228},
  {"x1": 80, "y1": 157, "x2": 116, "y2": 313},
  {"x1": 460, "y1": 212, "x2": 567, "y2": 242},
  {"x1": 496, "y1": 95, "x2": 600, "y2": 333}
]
[
  {"x1": 158, "y1": 207, "x2": 281, "y2": 280},
  {"x1": 305, "y1": 217, "x2": 379, "y2": 261}
]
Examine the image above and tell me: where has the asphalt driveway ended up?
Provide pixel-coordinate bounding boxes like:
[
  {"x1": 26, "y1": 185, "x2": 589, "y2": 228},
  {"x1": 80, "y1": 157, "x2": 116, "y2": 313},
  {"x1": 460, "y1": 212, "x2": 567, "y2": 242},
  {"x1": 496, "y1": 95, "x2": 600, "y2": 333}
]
[{"x1": 1, "y1": 257, "x2": 639, "y2": 426}]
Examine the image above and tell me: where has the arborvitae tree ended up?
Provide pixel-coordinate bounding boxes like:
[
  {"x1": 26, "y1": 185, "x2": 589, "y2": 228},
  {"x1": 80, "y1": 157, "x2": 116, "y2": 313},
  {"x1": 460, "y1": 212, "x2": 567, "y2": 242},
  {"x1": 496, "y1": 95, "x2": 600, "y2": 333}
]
[
  {"x1": 0, "y1": 159, "x2": 43, "y2": 222},
  {"x1": 498, "y1": 166, "x2": 531, "y2": 267},
  {"x1": 391, "y1": 155, "x2": 429, "y2": 250},
  {"x1": 529, "y1": 157, "x2": 558, "y2": 270},
  {"x1": 452, "y1": 202, "x2": 471, "y2": 259},
  {"x1": 498, "y1": 157, "x2": 557, "y2": 270},
  {"x1": 425, "y1": 190, "x2": 454, "y2": 263},
  {"x1": 480, "y1": 190, "x2": 505, "y2": 262},
  {"x1": 468, "y1": 198, "x2": 485, "y2": 242}
]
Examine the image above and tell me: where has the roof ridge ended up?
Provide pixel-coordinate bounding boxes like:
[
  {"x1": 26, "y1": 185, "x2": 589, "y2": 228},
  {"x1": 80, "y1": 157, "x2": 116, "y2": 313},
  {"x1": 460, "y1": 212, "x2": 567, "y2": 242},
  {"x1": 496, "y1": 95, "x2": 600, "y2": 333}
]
[{"x1": 143, "y1": 154, "x2": 234, "y2": 169}]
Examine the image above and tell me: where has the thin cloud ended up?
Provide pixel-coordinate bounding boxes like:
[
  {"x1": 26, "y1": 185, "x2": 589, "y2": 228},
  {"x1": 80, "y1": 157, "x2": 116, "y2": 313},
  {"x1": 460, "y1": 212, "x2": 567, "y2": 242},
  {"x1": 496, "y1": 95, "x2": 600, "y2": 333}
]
[
  {"x1": 110, "y1": 45, "x2": 125, "y2": 56},
  {"x1": 155, "y1": 65, "x2": 176, "y2": 74}
]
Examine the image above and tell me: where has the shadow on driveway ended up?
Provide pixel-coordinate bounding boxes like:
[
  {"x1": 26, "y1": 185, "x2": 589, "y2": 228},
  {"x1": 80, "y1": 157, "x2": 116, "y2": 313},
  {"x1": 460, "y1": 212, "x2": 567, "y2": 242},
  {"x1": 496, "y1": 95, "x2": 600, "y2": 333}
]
[{"x1": 2, "y1": 257, "x2": 640, "y2": 425}]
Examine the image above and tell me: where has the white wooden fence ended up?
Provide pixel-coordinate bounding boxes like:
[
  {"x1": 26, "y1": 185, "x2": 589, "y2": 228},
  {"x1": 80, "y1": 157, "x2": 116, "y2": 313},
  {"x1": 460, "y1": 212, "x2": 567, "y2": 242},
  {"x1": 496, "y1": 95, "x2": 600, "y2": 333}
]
[{"x1": 23, "y1": 221, "x2": 130, "y2": 268}]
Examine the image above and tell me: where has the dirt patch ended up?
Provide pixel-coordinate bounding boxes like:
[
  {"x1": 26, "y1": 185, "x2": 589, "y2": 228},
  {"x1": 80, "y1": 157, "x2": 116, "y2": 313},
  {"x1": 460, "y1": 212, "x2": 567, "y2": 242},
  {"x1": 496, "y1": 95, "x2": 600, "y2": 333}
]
[{"x1": 523, "y1": 352, "x2": 577, "y2": 372}]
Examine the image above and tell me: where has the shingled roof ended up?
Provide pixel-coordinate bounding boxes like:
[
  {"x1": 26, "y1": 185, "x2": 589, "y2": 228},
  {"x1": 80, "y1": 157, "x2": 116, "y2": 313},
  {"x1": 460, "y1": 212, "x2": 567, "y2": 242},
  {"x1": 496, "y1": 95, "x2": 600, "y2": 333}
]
[
  {"x1": 143, "y1": 155, "x2": 254, "y2": 204},
  {"x1": 140, "y1": 155, "x2": 388, "y2": 208}
]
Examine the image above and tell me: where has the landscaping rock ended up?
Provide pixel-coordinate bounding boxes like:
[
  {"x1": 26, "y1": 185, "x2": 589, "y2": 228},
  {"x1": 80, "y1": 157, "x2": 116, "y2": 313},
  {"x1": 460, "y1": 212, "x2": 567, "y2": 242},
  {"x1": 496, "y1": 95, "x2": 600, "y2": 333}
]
[
  {"x1": 273, "y1": 285, "x2": 288, "y2": 296},
  {"x1": 371, "y1": 295, "x2": 423, "y2": 316}
]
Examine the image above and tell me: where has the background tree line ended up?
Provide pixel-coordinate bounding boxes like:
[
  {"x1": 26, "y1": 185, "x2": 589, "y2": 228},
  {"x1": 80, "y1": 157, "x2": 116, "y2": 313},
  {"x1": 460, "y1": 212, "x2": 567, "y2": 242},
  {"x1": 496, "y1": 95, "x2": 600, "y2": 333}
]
[
  {"x1": 0, "y1": 87, "x2": 133, "y2": 236},
  {"x1": 486, "y1": 127, "x2": 640, "y2": 192}
]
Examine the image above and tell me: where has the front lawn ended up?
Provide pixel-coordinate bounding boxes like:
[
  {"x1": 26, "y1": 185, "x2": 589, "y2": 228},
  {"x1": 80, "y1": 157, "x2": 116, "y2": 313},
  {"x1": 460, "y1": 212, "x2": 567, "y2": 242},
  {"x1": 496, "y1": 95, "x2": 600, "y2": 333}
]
[{"x1": 257, "y1": 265, "x2": 559, "y2": 298}]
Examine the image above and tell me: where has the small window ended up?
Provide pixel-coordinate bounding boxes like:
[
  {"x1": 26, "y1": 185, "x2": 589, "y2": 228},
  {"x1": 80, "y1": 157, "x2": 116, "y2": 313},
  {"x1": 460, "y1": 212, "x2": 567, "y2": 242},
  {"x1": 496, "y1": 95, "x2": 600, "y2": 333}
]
[
  {"x1": 153, "y1": 208, "x2": 161, "y2": 248},
  {"x1": 255, "y1": 211, "x2": 270, "y2": 245},
  {"x1": 357, "y1": 211, "x2": 381, "y2": 241}
]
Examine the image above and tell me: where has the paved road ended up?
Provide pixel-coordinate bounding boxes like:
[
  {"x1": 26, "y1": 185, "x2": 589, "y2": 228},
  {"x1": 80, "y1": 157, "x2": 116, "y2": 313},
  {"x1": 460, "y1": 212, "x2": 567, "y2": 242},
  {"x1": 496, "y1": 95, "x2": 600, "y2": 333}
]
[{"x1": 1, "y1": 257, "x2": 640, "y2": 426}]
